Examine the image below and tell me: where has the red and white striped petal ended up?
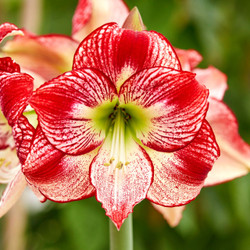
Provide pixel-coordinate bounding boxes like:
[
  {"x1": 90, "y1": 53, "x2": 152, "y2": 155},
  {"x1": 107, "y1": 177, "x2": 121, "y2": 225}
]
[
  {"x1": 2, "y1": 33, "x2": 78, "y2": 81},
  {"x1": 194, "y1": 66, "x2": 228, "y2": 101},
  {"x1": 72, "y1": 0, "x2": 92, "y2": 39},
  {"x1": 90, "y1": 138, "x2": 153, "y2": 230},
  {"x1": 175, "y1": 48, "x2": 202, "y2": 71},
  {"x1": 12, "y1": 115, "x2": 35, "y2": 164},
  {"x1": 205, "y1": 98, "x2": 250, "y2": 186},
  {"x1": 0, "y1": 111, "x2": 14, "y2": 150},
  {"x1": 120, "y1": 67, "x2": 209, "y2": 152},
  {"x1": 72, "y1": 0, "x2": 129, "y2": 41},
  {"x1": 73, "y1": 23, "x2": 180, "y2": 88},
  {"x1": 22, "y1": 127, "x2": 96, "y2": 202},
  {"x1": 146, "y1": 120, "x2": 220, "y2": 206},
  {"x1": 0, "y1": 70, "x2": 34, "y2": 126},
  {"x1": 30, "y1": 69, "x2": 116, "y2": 155},
  {"x1": 0, "y1": 23, "x2": 23, "y2": 43},
  {"x1": 152, "y1": 203, "x2": 185, "y2": 227},
  {"x1": 0, "y1": 57, "x2": 20, "y2": 73},
  {"x1": 0, "y1": 123, "x2": 12, "y2": 150},
  {"x1": 0, "y1": 169, "x2": 27, "y2": 218}
]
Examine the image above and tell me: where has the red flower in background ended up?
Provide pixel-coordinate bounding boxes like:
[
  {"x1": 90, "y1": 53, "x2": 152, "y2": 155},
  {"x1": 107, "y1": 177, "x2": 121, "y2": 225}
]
[
  {"x1": 72, "y1": 0, "x2": 129, "y2": 40},
  {"x1": 0, "y1": 23, "x2": 47, "y2": 217},
  {"x1": 8, "y1": 23, "x2": 219, "y2": 229}
]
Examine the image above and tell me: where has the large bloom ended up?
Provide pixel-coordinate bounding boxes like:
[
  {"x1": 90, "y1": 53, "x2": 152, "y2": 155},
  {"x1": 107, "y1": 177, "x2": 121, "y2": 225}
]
[
  {"x1": 153, "y1": 49, "x2": 250, "y2": 227},
  {"x1": 10, "y1": 23, "x2": 220, "y2": 229}
]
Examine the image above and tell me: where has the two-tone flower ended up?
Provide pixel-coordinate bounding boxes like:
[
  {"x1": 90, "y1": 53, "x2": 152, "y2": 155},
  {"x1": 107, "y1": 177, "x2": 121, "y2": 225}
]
[{"x1": 11, "y1": 23, "x2": 220, "y2": 229}]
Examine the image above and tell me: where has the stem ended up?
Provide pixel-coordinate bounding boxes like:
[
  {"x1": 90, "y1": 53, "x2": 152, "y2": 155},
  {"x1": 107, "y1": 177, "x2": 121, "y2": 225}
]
[
  {"x1": 20, "y1": 0, "x2": 43, "y2": 33},
  {"x1": 109, "y1": 214, "x2": 133, "y2": 250},
  {"x1": 4, "y1": 200, "x2": 27, "y2": 250}
]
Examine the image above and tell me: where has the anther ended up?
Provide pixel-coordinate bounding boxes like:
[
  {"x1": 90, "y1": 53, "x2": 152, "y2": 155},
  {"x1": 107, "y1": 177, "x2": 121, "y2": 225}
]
[
  {"x1": 125, "y1": 115, "x2": 131, "y2": 120},
  {"x1": 109, "y1": 158, "x2": 115, "y2": 164},
  {"x1": 116, "y1": 162, "x2": 123, "y2": 169}
]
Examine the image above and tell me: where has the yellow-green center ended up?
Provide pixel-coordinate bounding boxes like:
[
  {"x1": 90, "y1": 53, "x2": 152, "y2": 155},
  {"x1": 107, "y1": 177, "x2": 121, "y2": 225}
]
[{"x1": 91, "y1": 98, "x2": 151, "y2": 170}]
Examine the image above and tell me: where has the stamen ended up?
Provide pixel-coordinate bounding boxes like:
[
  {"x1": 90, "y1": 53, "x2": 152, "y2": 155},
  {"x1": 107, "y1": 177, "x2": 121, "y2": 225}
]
[
  {"x1": 103, "y1": 106, "x2": 131, "y2": 173},
  {"x1": 116, "y1": 162, "x2": 123, "y2": 169}
]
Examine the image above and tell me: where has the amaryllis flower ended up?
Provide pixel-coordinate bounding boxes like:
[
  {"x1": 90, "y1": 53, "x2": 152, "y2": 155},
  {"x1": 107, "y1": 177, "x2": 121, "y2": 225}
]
[
  {"x1": 153, "y1": 48, "x2": 250, "y2": 227},
  {"x1": 0, "y1": 23, "x2": 46, "y2": 217},
  {"x1": 11, "y1": 23, "x2": 220, "y2": 229}
]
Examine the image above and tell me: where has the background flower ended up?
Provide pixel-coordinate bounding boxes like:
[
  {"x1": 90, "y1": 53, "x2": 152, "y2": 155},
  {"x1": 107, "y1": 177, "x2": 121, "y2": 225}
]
[{"x1": 0, "y1": 24, "x2": 47, "y2": 219}]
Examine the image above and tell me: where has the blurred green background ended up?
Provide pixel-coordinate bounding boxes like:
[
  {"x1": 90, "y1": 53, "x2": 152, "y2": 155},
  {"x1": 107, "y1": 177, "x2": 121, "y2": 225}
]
[{"x1": 0, "y1": 0, "x2": 249, "y2": 249}]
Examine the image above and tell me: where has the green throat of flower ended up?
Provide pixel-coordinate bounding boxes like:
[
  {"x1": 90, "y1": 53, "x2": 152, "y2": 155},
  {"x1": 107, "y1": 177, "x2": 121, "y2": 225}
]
[{"x1": 91, "y1": 98, "x2": 151, "y2": 170}]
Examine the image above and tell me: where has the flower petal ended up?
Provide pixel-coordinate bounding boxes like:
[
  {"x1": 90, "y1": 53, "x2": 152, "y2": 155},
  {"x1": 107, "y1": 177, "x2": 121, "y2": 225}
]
[
  {"x1": 146, "y1": 120, "x2": 220, "y2": 206},
  {"x1": 205, "y1": 153, "x2": 249, "y2": 186},
  {"x1": 90, "y1": 137, "x2": 153, "y2": 230},
  {"x1": 72, "y1": 0, "x2": 92, "y2": 38},
  {"x1": 175, "y1": 48, "x2": 202, "y2": 71},
  {"x1": 0, "y1": 57, "x2": 20, "y2": 73},
  {"x1": 0, "y1": 169, "x2": 27, "y2": 218},
  {"x1": 22, "y1": 127, "x2": 96, "y2": 202},
  {"x1": 28, "y1": 184, "x2": 47, "y2": 203},
  {"x1": 12, "y1": 115, "x2": 35, "y2": 164},
  {"x1": 73, "y1": 23, "x2": 181, "y2": 88},
  {"x1": 205, "y1": 98, "x2": 250, "y2": 186},
  {"x1": 0, "y1": 111, "x2": 14, "y2": 150},
  {"x1": 72, "y1": 0, "x2": 129, "y2": 41},
  {"x1": 119, "y1": 67, "x2": 209, "y2": 152},
  {"x1": 0, "y1": 70, "x2": 34, "y2": 126},
  {"x1": 2, "y1": 33, "x2": 78, "y2": 81},
  {"x1": 30, "y1": 69, "x2": 117, "y2": 155},
  {"x1": 0, "y1": 23, "x2": 23, "y2": 43},
  {"x1": 194, "y1": 66, "x2": 228, "y2": 100},
  {"x1": 152, "y1": 203, "x2": 185, "y2": 227}
]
